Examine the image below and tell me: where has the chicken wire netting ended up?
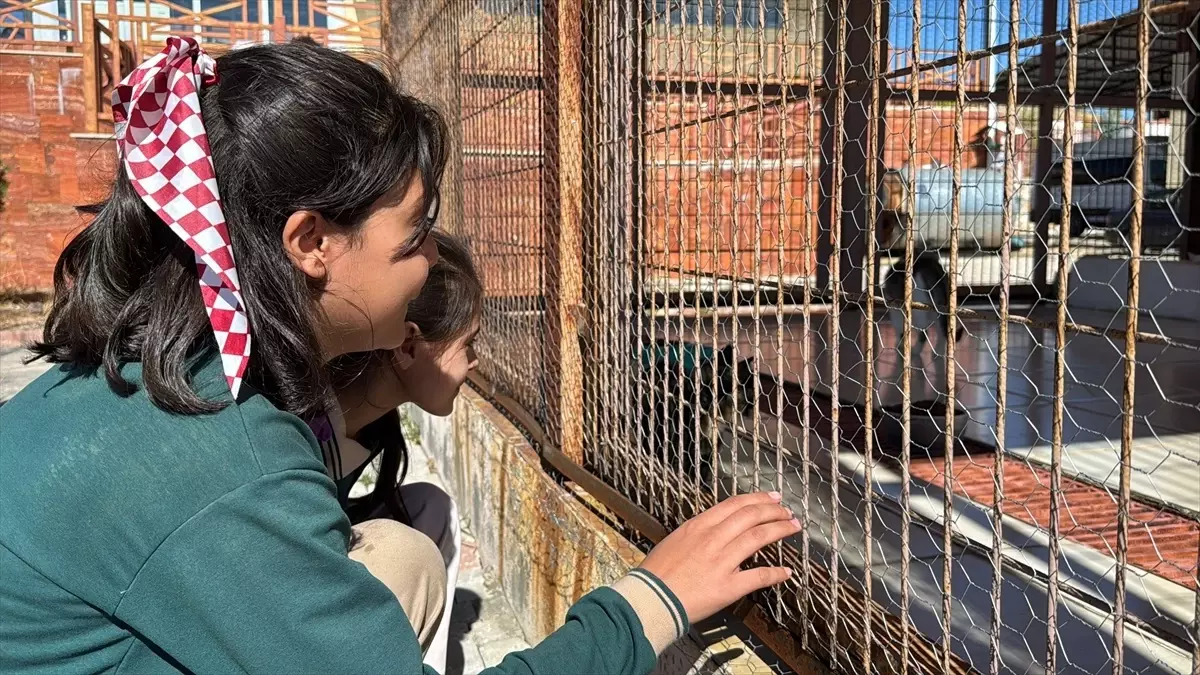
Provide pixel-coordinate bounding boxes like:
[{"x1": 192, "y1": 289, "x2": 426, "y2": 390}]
[{"x1": 390, "y1": 0, "x2": 1199, "y2": 672}]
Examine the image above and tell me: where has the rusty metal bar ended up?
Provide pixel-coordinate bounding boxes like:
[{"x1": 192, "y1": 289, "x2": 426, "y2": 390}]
[
  {"x1": 729, "y1": 0, "x2": 745, "y2": 501},
  {"x1": 862, "y1": 0, "x2": 882, "y2": 663},
  {"x1": 635, "y1": 0, "x2": 651, "y2": 512},
  {"x1": 691, "y1": 0, "x2": 707, "y2": 514},
  {"x1": 1112, "y1": 0, "x2": 1150, "y2": 668},
  {"x1": 620, "y1": 0, "x2": 639, "y2": 509},
  {"x1": 827, "y1": 0, "x2": 847, "y2": 660},
  {"x1": 671, "y1": 0, "x2": 690, "y2": 520},
  {"x1": 707, "y1": 1, "x2": 722, "y2": 502},
  {"x1": 1046, "y1": 0, "x2": 1080, "y2": 666},
  {"x1": 752, "y1": 0, "x2": 767, "y2": 499},
  {"x1": 636, "y1": 85, "x2": 1188, "y2": 148},
  {"x1": 989, "y1": 0, "x2": 1018, "y2": 659},
  {"x1": 541, "y1": 0, "x2": 585, "y2": 464},
  {"x1": 800, "y1": 1, "x2": 817, "y2": 638},
  {"x1": 648, "y1": 0, "x2": 667, "y2": 514},
  {"x1": 673, "y1": 290, "x2": 1200, "y2": 352},
  {"x1": 466, "y1": 370, "x2": 670, "y2": 542},
  {"x1": 942, "y1": 0, "x2": 967, "y2": 665},
  {"x1": 900, "y1": 0, "x2": 922, "y2": 668},
  {"x1": 774, "y1": 0, "x2": 790, "y2": 625}
]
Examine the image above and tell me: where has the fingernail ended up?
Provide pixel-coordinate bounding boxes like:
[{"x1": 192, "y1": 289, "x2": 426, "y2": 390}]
[
  {"x1": 790, "y1": 518, "x2": 801, "y2": 528},
  {"x1": 786, "y1": 568, "x2": 794, "y2": 578},
  {"x1": 768, "y1": 491, "x2": 782, "y2": 500}
]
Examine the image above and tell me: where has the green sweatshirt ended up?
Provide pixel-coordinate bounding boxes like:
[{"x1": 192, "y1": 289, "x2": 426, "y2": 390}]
[{"x1": 0, "y1": 356, "x2": 688, "y2": 674}]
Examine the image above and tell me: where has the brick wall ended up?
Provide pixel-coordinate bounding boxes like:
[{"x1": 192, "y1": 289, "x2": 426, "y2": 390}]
[{"x1": 0, "y1": 52, "x2": 114, "y2": 293}]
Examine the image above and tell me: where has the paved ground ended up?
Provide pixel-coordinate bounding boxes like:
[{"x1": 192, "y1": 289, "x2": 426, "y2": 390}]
[
  {"x1": 386, "y1": 442, "x2": 534, "y2": 674},
  {"x1": 0, "y1": 347, "x2": 50, "y2": 402}
]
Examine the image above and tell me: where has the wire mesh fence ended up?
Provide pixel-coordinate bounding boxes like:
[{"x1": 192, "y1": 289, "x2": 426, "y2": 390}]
[{"x1": 390, "y1": 0, "x2": 1198, "y2": 672}]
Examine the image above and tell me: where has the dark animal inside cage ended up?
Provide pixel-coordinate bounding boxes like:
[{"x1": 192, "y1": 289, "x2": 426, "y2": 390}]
[
  {"x1": 637, "y1": 339, "x2": 739, "y2": 508},
  {"x1": 882, "y1": 251, "x2": 963, "y2": 350}
]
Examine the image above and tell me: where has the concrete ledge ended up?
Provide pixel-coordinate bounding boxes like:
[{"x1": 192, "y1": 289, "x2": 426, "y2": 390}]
[
  {"x1": 405, "y1": 388, "x2": 795, "y2": 674},
  {"x1": 1068, "y1": 255, "x2": 1200, "y2": 324}
]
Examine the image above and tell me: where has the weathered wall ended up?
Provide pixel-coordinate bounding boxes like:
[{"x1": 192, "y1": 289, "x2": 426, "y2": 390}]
[
  {"x1": 0, "y1": 52, "x2": 113, "y2": 293},
  {"x1": 407, "y1": 387, "x2": 647, "y2": 641},
  {"x1": 404, "y1": 387, "x2": 796, "y2": 674}
]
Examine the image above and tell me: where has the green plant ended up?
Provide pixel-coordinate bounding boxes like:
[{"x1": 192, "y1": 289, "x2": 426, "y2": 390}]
[{"x1": 397, "y1": 405, "x2": 422, "y2": 446}]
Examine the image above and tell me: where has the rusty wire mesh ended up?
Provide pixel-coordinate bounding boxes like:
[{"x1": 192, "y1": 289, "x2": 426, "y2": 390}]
[{"x1": 390, "y1": 0, "x2": 1199, "y2": 672}]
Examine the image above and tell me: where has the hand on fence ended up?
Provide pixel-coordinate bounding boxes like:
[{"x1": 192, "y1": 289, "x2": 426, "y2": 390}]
[{"x1": 639, "y1": 492, "x2": 799, "y2": 625}]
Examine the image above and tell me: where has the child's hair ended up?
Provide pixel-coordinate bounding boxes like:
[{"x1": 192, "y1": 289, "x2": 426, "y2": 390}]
[
  {"x1": 31, "y1": 38, "x2": 447, "y2": 421},
  {"x1": 341, "y1": 229, "x2": 482, "y2": 524},
  {"x1": 405, "y1": 229, "x2": 483, "y2": 347}
]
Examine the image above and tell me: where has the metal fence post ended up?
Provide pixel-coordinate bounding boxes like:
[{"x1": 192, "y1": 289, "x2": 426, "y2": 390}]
[{"x1": 542, "y1": 0, "x2": 585, "y2": 463}]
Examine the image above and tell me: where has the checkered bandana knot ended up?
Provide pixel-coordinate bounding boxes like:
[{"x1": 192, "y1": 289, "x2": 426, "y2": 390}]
[{"x1": 111, "y1": 36, "x2": 250, "y2": 400}]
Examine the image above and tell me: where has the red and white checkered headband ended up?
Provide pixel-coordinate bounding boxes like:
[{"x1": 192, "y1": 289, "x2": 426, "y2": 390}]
[{"x1": 111, "y1": 36, "x2": 251, "y2": 399}]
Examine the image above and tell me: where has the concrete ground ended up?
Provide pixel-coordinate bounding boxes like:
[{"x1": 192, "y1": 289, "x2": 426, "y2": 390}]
[
  {"x1": 0, "y1": 347, "x2": 49, "y2": 402},
  {"x1": 387, "y1": 441, "x2": 535, "y2": 674}
]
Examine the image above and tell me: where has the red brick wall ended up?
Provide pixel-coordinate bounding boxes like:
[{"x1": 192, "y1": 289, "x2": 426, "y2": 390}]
[{"x1": 0, "y1": 53, "x2": 114, "y2": 293}]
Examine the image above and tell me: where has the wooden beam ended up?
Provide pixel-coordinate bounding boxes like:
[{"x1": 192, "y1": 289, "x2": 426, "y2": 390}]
[
  {"x1": 80, "y1": 3, "x2": 98, "y2": 135},
  {"x1": 541, "y1": 0, "x2": 585, "y2": 463}
]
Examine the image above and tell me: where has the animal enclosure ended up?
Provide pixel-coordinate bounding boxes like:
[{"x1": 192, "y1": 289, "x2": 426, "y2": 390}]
[{"x1": 388, "y1": 0, "x2": 1197, "y2": 672}]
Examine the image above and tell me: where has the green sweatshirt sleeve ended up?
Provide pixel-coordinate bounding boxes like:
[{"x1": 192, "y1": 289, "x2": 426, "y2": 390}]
[
  {"x1": 482, "y1": 569, "x2": 690, "y2": 675},
  {"x1": 111, "y1": 466, "x2": 688, "y2": 675},
  {"x1": 111, "y1": 467, "x2": 437, "y2": 674}
]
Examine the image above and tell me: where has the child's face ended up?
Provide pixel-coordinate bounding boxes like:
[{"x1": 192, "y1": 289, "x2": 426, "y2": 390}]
[
  {"x1": 297, "y1": 177, "x2": 439, "y2": 357},
  {"x1": 400, "y1": 319, "x2": 480, "y2": 416}
]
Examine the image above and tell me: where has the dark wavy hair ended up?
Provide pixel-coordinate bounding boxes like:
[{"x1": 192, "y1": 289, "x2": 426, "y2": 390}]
[{"x1": 30, "y1": 38, "x2": 447, "y2": 420}]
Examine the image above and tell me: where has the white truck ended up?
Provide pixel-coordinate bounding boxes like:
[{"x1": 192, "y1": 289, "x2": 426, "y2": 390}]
[{"x1": 1044, "y1": 124, "x2": 1180, "y2": 250}]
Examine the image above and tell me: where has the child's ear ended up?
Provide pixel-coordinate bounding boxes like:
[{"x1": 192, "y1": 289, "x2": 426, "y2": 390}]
[{"x1": 392, "y1": 322, "x2": 422, "y2": 369}]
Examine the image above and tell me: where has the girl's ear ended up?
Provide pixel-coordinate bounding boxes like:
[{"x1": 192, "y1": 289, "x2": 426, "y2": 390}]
[
  {"x1": 282, "y1": 210, "x2": 333, "y2": 279},
  {"x1": 392, "y1": 322, "x2": 423, "y2": 369}
]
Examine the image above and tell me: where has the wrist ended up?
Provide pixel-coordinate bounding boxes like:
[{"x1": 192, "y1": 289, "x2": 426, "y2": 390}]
[{"x1": 611, "y1": 568, "x2": 689, "y2": 654}]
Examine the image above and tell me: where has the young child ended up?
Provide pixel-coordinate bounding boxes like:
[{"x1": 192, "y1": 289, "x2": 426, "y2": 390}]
[
  {"x1": 325, "y1": 229, "x2": 481, "y2": 672},
  {"x1": 0, "y1": 37, "x2": 799, "y2": 675}
]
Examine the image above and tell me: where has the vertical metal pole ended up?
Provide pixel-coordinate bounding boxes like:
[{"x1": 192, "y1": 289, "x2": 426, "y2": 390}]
[
  {"x1": 730, "y1": 0, "x2": 745, "y2": 500},
  {"x1": 802, "y1": 0, "x2": 819, "y2": 649},
  {"x1": 1047, "y1": 0, "x2": 1079, "y2": 667},
  {"x1": 775, "y1": 0, "x2": 791, "y2": 625},
  {"x1": 541, "y1": 0, "x2": 585, "y2": 464},
  {"x1": 1113, "y1": 0, "x2": 1149, "y2": 668},
  {"x1": 863, "y1": 0, "x2": 884, "y2": 666},
  {"x1": 990, "y1": 0, "x2": 1019, "y2": 667},
  {"x1": 901, "y1": 0, "x2": 922, "y2": 667},
  {"x1": 943, "y1": 0, "x2": 968, "y2": 665},
  {"x1": 827, "y1": 0, "x2": 847, "y2": 661}
]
